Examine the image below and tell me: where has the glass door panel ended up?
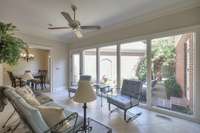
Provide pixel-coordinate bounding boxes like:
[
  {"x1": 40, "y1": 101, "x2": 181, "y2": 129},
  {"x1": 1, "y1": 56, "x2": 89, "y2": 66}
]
[
  {"x1": 72, "y1": 54, "x2": 80, "y2": 85},
  {"x1": 83, "y1": 48, "x2": 97, "y2": 83},
  {"x1": 120, "y1": 41, "x2": 147, "y2": 103},
  {"x1": 151, "y1": 33, "x2": 194, "y2": 115},
  {"x1": 100, "y1": 45, "x2": 117, "y2": 89}
]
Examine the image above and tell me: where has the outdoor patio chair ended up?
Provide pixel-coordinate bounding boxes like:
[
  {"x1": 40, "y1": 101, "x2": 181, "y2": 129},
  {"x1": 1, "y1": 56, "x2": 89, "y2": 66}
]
[
  {"x1": 141, "y1": 79, "x2": 157, "y2": 101},
  {"x1": 107, "y1": 79, "x2": 142, "y2": 122},
  {"x1": 68, "y1": 75, "x2": 91, "y2": 97}
]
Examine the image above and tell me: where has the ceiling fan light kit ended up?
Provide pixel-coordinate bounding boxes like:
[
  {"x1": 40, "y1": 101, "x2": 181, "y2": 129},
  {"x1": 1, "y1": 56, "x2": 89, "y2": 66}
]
[
  {"x1": 48, "y1": 4, "x2": 101, "y2": 38},
  {"x1": 73, "y1": 29, "x2": 83, "y2": 38}
]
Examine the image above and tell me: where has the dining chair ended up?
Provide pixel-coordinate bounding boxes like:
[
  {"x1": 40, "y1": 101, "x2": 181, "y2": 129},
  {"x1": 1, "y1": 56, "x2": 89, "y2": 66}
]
[
  {"x1": 38, "y1": 70, "x2": 48, "y2": 89},
  {"x1": 7, "y1": 71, "x2": 25, "y2": 87}
]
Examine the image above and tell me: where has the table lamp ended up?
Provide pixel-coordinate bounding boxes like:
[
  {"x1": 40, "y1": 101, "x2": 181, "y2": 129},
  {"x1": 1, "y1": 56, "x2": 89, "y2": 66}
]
[{"x1": 73, "y1": 80, "x2": 96, "y2": 132}]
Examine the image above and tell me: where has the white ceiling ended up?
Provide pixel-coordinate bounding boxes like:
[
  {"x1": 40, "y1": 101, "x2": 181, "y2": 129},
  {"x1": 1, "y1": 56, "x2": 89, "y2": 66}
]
[{"x1": 0, "y1": 0, "x2": 200, "y2": 44}]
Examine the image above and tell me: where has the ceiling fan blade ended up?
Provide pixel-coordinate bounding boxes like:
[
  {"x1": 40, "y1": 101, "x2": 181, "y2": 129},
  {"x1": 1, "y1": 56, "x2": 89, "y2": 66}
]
[
  {"x1": 48, "y1": 26, "x2": 71, "y2": 30},
  {"x1": 73, "y1": 29, "x2": 83, "y2": 38},
  {"x1": 80, "y1": 26, "x2": 101, "y2": 30},
  {"x1": 61, "y1": 12, "x2": 74, "y2": 25}
]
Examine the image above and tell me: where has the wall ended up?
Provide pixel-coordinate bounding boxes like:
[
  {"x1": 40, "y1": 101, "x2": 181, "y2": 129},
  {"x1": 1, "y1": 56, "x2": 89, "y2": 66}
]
[
  {"x1": 195, "y1": 30, "x2": 200, "y2": 122},
  {"x1": 3, "y1": 48, "x2": 49, "y2": 85},
  {"x1": 50, "y1": 46, "x2": 68, "y2": 90}
]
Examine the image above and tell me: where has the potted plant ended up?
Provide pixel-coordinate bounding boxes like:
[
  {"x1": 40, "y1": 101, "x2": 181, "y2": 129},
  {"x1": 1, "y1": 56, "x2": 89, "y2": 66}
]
[
  {"x1": 164, "y1": 76, "x2": 182, "y2": 99},
  {"x1": 0, "y1": 22, "x2": 26, "y2": 85},
  {"x1": 0, "y1": 22, "x2": 26, "y2": 65}
]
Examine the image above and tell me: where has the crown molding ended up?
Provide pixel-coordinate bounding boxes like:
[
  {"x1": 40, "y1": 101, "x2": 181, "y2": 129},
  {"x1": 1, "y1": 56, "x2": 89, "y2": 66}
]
[{"x1": 15, "y1": 31, "x2": 67, "y2": 47}]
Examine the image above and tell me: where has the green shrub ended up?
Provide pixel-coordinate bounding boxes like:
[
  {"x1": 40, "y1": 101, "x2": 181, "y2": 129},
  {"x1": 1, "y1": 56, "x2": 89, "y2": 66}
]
[
  {"x1": 136, "y1": 58, "x2": 147, "y2": 81},
  {"x1": 164, "y1": 76, "x2": 182, "y2": 99}
]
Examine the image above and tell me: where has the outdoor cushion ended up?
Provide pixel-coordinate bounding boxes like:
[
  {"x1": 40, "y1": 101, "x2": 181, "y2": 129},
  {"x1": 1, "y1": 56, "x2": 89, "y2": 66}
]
[{"x1": 107, "y1": 95, "x2": 139, "y2": 110}]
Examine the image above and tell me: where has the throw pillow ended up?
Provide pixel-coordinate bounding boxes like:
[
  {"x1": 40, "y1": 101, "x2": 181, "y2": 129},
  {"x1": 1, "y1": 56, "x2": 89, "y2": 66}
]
[
  {"x1": 16, "y1": 87, "x2": 40, "y2": 107},
  {"x1": 16, "y1": 86, "x2": 34, "y2": 97},
  {"x1": 37, "y1": 106, "x2": 70, "y2": 130}
]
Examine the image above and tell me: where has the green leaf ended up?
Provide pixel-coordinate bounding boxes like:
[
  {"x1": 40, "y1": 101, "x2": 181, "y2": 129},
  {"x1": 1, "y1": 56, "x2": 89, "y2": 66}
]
[{"x1": 0, "y1": 22, "x2": 26, "y2": 65}]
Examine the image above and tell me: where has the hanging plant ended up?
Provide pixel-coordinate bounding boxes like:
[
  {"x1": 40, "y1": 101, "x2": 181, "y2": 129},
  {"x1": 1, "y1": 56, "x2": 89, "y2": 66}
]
[{"x1": 0, "y1": 22, "x2": 26, "y2": 65}]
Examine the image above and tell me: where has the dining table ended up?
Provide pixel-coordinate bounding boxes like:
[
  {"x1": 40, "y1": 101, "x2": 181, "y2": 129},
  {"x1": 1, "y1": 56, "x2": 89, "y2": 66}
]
[{"x1": 16, "y1": 73, "x2": 44, "y2": 89}]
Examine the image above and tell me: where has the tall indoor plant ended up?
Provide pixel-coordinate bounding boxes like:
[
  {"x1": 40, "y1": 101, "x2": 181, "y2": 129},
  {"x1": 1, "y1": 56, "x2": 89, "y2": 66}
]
[
  {"x1": 0, "y1": 22, "x2": 26, "y2": 85},
  {"x1": 0, "y1": 22, "x2": 26, "y2": 65}
]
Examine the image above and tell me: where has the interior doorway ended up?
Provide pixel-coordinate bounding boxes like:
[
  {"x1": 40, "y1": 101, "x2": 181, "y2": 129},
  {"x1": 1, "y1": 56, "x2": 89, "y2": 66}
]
[{"x1": 3, "y1": 46, "x2": 53, "y2": 93}]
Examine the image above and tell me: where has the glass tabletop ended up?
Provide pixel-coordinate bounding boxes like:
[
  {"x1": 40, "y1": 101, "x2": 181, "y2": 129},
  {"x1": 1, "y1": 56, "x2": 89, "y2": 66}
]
[{"x1": 87, "y1": 118, "x2": 112, "y2": 133}]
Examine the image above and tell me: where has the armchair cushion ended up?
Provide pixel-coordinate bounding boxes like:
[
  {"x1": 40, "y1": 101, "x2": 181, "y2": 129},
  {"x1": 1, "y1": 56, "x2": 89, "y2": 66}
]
[
  {"x1": 107, "y1": 95, "x2": 139, "y2": 110},
  {"x1": 3, "y1": 86, "x2": 83, "y2": 133},
  {"x1": 34, "y1": 92, "x2": 53, "y2": 104},
  {"x1": 16, "y1": 87, "x2": 40, "y2": 107},
  {"x1": 121, "y1": 79, "x2": 142, "y2": 99},
  {"x1": 44, "y1": 101, "x2": 84, "y2": 132},
  {"x1": 37, "y1": 105, "x2": 70, "y2": 130},
  {"x1": 16, "y1": 86, "x2": 34, "y2": 97}
]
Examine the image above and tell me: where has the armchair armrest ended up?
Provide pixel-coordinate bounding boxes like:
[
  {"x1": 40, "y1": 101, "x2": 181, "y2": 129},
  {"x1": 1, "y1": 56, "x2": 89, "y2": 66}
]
[
  {"x1": 129, "y1": 95, "x2": 140, "y2": 106},
  {"x1": 44, "y1": 112, "x2": 78, "y2": 133}
]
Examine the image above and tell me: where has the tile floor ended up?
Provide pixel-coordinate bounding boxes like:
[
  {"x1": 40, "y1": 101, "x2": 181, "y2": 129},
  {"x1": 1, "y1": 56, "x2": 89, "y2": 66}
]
[
  {"x1": 0, "y1": 88, "x2": 200, "y2": 133},
  {"x1": 46, "y1": 89, "x2": 200, "y2": 133}
]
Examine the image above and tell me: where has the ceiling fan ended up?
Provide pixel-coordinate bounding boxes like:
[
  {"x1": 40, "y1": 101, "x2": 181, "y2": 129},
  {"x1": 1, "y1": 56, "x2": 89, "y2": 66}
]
[{"x1": 48, "y1": 4, "x2": 101, "y2": 38}]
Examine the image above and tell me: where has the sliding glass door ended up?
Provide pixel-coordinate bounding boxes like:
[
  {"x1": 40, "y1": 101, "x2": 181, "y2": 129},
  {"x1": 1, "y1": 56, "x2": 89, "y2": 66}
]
[
  {"x1": 99, "y1": 45, "x2": 117, "y2": 89},
  {"x1": 83, "y1": 48, "x2": 97, "y2": 83},
  {"x1": 120, "y1": 41, "x2": 147, "y2": 103},
  {"x1": 72, "y1": 54, "x2": 80, "y2": 85},
  {"x1": 70, "y1": 31, "x2": 196, "y2": 116},
  {"x1": 151, "y1": 33, "x2": 194, "y2": 115}
]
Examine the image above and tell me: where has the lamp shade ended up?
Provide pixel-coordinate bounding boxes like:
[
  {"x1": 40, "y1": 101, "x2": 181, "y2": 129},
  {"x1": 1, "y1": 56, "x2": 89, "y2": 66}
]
[
  {"x1": 73, "y1": 80, "x2": 96, "y2": 103},
  {"x1": 22, "y1": 72, "x2": 34, "y2": 80}
]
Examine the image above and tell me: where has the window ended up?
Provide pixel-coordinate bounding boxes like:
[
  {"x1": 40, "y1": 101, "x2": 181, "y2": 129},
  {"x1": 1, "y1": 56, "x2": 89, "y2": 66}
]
[
  {"x1": 83, "y1": 48, "x2": 97, "y2": 83},
  {"x1": 72, "y1": 54, "x2": 80, "y2": 84},
  {"x1": 120, "y1": 41, "x2": 147, "y2": 103},
  {"x1": 151, "y1": 33, "x2": 194, "y2": 115}
]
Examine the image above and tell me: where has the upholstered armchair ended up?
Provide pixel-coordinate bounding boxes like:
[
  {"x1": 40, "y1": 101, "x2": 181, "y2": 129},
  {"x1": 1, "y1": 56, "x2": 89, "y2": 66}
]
[{"x1": 107, "y1": 79, "x2": 142, "y2": 122}]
